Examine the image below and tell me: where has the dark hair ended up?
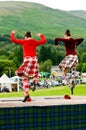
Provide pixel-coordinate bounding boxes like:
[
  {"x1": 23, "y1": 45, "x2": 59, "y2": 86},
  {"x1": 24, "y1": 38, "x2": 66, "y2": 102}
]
[
  {"x1": 65, "y1": 29, "x2": 71, "y2": 36},
  {"x1": 25, "y1": 31, "x2": 32, "y2": 38}
]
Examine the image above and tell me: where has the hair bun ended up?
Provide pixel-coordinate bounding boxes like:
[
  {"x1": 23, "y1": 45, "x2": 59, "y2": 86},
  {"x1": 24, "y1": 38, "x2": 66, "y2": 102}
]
[
  {"x1": 26, "y1": 31, "x2": 31, "y2": 35},
  {"x1": 66, "y1": 29, "x2": 70, "y2": 33},
  {"x1": 65, "y1": 29, "x2": 71, "y2": 36},
  {"x1": 25, "y1": 31, "x2": 31, "y2": 37}
]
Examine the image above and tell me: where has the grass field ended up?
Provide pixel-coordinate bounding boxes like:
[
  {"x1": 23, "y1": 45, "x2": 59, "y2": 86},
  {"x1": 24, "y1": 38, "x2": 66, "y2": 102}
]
[{"x1": 0, "y1": 84, "x2": 86, "y2": 98}]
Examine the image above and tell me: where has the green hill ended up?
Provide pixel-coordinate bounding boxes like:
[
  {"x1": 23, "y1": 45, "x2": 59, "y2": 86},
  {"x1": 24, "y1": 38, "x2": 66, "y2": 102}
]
[
  {"x1": 70, "y1": 10, "x2": 86, "y2": 19},
  {"x1": 0, "y1": 1, "x2": 86, "y2": 76},
  {"x1": 0, "y1": 1, "x2": 86, "y2": 39}
]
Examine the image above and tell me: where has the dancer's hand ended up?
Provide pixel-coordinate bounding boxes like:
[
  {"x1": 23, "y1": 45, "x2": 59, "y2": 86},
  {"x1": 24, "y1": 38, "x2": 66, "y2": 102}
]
[
  {"x1": 36, "y1": 33, "x2": 42, "y2": 36},
  {"x1": 11, "y1": 30, "x2": 16, "y2": 34}
]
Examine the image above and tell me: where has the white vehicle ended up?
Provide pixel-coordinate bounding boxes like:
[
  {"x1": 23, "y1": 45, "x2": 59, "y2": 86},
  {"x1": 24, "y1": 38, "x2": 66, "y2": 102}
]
[
  {"x1": 81, "y1": 73, "x2": 86, "y2": 84},
  {"x1": 81, "y1": 77, "x2": 86, "y2": 84}
]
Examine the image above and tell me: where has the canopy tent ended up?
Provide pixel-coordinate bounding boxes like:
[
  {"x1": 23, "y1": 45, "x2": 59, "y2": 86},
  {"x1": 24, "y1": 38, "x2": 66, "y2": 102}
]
[
  {"x1": 0, "y1": 74, "x2": 19, "y2": 92},
  {"x1": 10, "y1": 76, "x2": 23, "y2": 82}
]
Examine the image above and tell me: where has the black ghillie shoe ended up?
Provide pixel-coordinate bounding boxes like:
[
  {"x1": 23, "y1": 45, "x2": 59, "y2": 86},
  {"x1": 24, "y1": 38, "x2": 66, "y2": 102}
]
[
  {"x1": 29, "y1": 82, "x2": 37, "y2": 92},
  {"x1": 32, "y1": 82, "x2": 38, "y2": 91},
  {"x1": 70, "y1": 80, "x2": 75, "y2": 95},
  {"x1": 22, "y1": 95, "x2": 31, "y2": 102},
  {"x1": 29, "y1": 85, "x2": 36, "y2": 92}
]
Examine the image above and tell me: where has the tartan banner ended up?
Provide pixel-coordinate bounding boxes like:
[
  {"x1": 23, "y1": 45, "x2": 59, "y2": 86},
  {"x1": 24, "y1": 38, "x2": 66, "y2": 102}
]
[{"x1": 0, "y1": 104, "x2": 86, "y2": 130}]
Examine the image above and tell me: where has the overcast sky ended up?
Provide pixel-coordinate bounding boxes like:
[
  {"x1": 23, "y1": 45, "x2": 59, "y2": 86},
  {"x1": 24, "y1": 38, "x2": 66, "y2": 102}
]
[{"x1": 0, "y1": 0, "x2": 86, "y2": 11}]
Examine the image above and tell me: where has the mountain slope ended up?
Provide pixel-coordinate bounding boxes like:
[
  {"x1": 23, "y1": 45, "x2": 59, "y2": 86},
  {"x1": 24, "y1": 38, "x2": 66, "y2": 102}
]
[
  {"x1": 0, "y1": 1, "x2": 86, "y2": 39},
  {"x1": 69, "y1": 10, "x2": 86, "y2": 19}
]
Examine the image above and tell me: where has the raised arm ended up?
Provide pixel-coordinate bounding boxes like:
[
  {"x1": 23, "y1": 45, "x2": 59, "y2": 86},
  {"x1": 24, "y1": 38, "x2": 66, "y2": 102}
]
[
  {"x1": 75, "y1": 38, "x2": 84, "y2": 46},
  {"x1": 10, "y1": 30, "x2": 24, "y2": 45},
  {"x1": 35, "y1": 33, "x2": 46, "y2": 46}
]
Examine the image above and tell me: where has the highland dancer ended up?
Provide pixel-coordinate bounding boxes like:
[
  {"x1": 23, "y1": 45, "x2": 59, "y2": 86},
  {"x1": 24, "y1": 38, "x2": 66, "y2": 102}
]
[
  {"x1": 10, "y1": 30, "x2": 46, "y2": 102},
  {"x1": 54, "y1": 29, "x2": 84, "y2": 94}
]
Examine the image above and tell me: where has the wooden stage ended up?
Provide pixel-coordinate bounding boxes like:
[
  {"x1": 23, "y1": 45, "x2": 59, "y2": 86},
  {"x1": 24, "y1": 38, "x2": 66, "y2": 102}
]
[{"x1": 0, "y1": 96, "x2": 86, "y2": 108}]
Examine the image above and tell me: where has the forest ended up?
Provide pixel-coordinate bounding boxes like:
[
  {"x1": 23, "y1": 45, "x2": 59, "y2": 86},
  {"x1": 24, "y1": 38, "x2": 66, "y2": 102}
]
[
  {"x1": 0, "y1": 34, "x2": 86, "y2": 77},
  {"x1": 0, "y1": 1, "x2": 86, "y2": 77}
]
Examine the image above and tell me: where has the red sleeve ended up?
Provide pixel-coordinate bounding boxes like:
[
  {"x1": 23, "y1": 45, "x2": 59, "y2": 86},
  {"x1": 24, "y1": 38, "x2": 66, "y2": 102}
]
[
  {"x1": 35, "y1": 34, "x2": 46, "y2": 46},
  {"x1": 75, "y1": 38, "x2": 84, "y2": 46},
  {"x1": 10, "y1": 33, "x2": 25, "y2": 45}
]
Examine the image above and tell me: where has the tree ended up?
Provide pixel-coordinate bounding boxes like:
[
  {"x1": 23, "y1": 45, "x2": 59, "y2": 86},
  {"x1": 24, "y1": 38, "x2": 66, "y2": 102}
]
[
  {"x1": 77, "y1": 63, "x2": 86, "y2": 73},
  {"x1": 39, "y1": 59, "x2": 52, "y2": 73},
  {"x1": 81, "y1": 53, "x2": 86, "y2": 63},
  {"x1": 82, "y1": 63, "x2": 86, "y2": 72},
  {"x1": 38, "y1": 44, "x2": 65, "y2": 65},
  {"x1": 38, "y1": 45, "x2": 51, "y2": 62},
  {"x1": 0, "y1": 60, "x2": 16, "y2": 77},
  {"x1": 76, "y1": 63, "x2": 83, "y2": 72},
  {"x1": 13, "y1": 46, "x2": 23, "y2": 67}
]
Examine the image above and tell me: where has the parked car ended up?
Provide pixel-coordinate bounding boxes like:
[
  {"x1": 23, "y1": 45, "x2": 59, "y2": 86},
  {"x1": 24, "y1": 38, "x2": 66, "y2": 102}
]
[
  {"x1": 50, "y1": 80, "x2": 61, "y2": 86},
  {"x1": 81, "y1": 78, "x2": 86, "y2": 84}
]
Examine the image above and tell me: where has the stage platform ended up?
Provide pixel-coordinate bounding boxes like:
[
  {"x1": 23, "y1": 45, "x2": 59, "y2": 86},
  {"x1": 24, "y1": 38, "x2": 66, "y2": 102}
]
[
  {"x1": 0, "y1": 96, "x2": 86, "y2": 107},
  {"x1": 0, "y1": 96, "x2": 86, "y2": 129}
]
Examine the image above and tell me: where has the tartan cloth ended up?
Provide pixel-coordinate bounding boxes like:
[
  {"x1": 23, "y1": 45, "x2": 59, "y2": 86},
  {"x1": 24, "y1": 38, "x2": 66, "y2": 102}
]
[
  {"x1": 59, "y1": 55, "x2": 78, "y2": 71},
  {"x1": 16, "y1": 56, "x2": 39, "y2": 78},
  {"x1": 0, "y1": 104, "x2": 86, "y2": 130}
]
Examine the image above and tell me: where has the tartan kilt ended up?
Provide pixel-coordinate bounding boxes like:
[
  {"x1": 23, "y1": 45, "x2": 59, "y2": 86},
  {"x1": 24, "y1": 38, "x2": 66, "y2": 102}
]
[
  {"x1": 16, "y1": 56, "x2": 39, "y2": 77},
  {"x1": 58, "y1": 55, "x2": 78, "y2": 71}
]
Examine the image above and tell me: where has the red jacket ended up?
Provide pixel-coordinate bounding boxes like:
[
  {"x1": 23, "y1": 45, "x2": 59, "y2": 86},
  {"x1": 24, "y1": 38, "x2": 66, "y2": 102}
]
[
  {"x1": 10, "y1": 33, "x2": 46, "y2": 57},
  {"x1": 55, "y1": 37, "x2": 84, "y2": 56}
]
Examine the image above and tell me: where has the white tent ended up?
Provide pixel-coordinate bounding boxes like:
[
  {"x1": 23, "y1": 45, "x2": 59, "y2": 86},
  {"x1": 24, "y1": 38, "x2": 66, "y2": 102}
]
[
  {"x1": 0, "y1": 74, "x2": 19, "y2": 92},
  {"x1": 10, "y1": 76, "x2": 23, "y2": 92},
  {"x1": 10, "y1": 76, "x2": 23, "y2": 82}
]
